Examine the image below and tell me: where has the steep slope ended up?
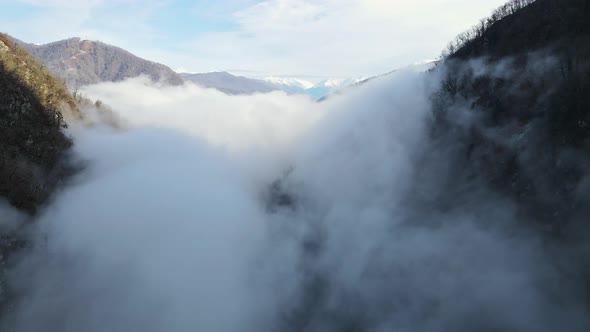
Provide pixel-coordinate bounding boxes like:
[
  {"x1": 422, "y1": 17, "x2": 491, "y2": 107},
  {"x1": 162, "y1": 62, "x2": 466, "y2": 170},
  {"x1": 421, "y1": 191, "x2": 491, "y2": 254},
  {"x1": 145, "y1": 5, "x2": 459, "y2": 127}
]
[
  {"x1": 433, "y1": 0, "x2": 589, "y2": 224},
  {"x1": 181, "y1": 71, "x2": 278, "y2": 95},
  {"x1": 424, "y1": 0, "x2": 590, "y2": 316},
  {"x1": 449, "y1": 0, "x2": 589, "y2": 60},
  {"x1": 0, "y1": 33, "x2": 78, "y2": 214},
  {"x1": 17, "y1": 37, "x2": 183, "y2": 88},
  {"x1": 0, "y1": 34, "x2": 97, "y2": 319}
]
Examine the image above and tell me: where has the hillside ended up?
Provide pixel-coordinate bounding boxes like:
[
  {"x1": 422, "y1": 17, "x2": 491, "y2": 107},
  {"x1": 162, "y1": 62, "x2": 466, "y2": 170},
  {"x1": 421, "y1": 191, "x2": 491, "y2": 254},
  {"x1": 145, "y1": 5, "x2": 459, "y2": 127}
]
[
  {"x1": 181, "y1": 71, "x2": 278, "y2": 95},
  {"x1": 16, "y1": 37, "x2": 183, "y2": 88},
  {"x1": 433, "y1": 0, "x2": 589, "y2": 224},
  {"x1": 0, "y1": 33, "x2": 78, "y2": 214},
  {"x1": 424, "y1": 0, "x2": 590, "y2": 317},
  {"x1": 448, "y1": 0, "x2": 590, "y2": 60}
]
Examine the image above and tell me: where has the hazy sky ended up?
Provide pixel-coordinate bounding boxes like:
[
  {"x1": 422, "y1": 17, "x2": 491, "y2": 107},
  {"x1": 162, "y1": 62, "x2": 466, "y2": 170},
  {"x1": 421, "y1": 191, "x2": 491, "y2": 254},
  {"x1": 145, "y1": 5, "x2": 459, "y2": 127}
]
[{"x1": 0, "y1": 0, "x2": 508, "y2": 78}]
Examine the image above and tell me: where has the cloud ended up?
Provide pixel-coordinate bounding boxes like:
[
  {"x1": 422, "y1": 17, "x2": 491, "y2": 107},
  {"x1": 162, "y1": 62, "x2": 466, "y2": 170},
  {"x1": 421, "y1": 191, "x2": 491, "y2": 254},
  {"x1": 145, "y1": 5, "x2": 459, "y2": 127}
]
[
  {"x1": 172, "y1": 0, "x2": 513, "y2": 77},
  {"x1": 0, "y1": 0, "x2": 163, "y2": 47},
  {"x1": 0, "y1": 200, "x2": 26, "y2": 232},
  {"x1": 79, "y1": 77, "x2": 323, "y2": 151},
  {"x1": 15, "y1": 0, "x2": 104, "y2": 9},
  {"x1": 3, "y1": 72, "x2": 332, "y2": 332},
  {"x1": 7, "y1": 127, "x2": 269, "y2": 331},
  {"x1": 234, "y1": 0, "x2": 326, "y2": 31},
  {"x1": 3, "y1": 66, "x2": 588, "y2": 331},
  {"x1": 1, "y1": 0, "x2": 513, "y2": 77}
]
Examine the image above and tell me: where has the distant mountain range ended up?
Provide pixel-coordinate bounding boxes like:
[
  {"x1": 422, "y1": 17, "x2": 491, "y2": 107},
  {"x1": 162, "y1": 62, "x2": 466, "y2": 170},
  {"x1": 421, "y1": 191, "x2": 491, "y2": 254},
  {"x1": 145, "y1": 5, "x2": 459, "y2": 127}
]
[
  {"x1": 180, "y1": 71, "x2": 279, "y2": 95},
  {"x1": 14, "y1": 37, "x2": 184, "y2": 88},
  {"x1": 181, "y1": 71, "x2": 367, "y2": 99},
  {"x1": 263, "y1": 77, "x2": 367, "y2": 99},
  {"x1": 8, "y1": 35, "x2": 428, "y2": 99},
  {"x1": 180, "y1": 72, "x2": 365, "y2": 99}
]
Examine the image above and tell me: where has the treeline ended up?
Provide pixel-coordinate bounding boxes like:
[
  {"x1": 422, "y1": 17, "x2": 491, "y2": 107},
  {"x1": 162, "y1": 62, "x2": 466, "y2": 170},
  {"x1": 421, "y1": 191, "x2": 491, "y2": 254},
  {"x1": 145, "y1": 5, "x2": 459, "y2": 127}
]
[{"x1": 441, "y1": 0, "x2": 537, "y2": 58}]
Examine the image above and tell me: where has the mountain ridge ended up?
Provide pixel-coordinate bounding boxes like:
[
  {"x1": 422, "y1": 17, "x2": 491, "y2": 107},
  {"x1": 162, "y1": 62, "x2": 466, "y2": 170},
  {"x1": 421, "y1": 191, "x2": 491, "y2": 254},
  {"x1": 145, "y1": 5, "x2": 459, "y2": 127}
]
[
  {"x1": 14, "y1": 36, "x2": 184, "y2": 88},
  {"x1": 180, "y1": 71, "x2": 279, "y2": 95}
]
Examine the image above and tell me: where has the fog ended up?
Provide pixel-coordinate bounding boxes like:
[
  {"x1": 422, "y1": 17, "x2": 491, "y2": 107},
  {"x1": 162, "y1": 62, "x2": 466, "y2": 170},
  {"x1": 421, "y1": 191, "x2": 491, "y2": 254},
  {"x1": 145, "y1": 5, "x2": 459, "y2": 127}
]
[
  {"x1": 80, "y1": 77, "x2": 324, "y2": 152},
  {"x1": 2, "y1": 69, "x2": 588, "y2": 331}
]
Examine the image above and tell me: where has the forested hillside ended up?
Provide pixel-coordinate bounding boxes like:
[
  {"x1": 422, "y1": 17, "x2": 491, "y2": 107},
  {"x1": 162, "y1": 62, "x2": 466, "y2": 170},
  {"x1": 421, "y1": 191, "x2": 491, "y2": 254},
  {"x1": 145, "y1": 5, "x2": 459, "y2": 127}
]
[
  {"x1": 0, "y1": 33, "x2": 79, "y2": 214},
  {"x1": 443, "y1": 0, "x2": 589, "y2": 59},
  {"x1": 433, "y1": 0, "x2": 589, "y2": 233},
  {"x1": 423, "y1": 0, "x2": 590, "y2": 318}
]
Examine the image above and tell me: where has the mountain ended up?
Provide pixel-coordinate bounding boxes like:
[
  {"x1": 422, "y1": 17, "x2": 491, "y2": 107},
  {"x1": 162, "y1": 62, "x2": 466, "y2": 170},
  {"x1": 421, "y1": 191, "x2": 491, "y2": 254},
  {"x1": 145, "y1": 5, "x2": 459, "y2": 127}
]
[
  {"x1": 316, "y1": 62, "x2": 437, "y2": 102},
  {"x1": 0, "y1": 33, "x2": 79, "y2": 214},
  {"x1": 263, "y1": 76, "x2": 366, "y2": 99},
  {"x1": 426, "y1": 0, "x2": 589, "y2": 312},
  {"x1": 181, "y1": 72, "x2": 364, "y2": 99},
  {"x1": 15, "y1": 37, "x2": 183, "y2": 88},
  {"x1": 430, "y1": 0, "x2": 590, "y2": 243},
  {"x1": 446, "y1": 0, "x2": 589, "y2": 60},
  {"x1": 263, "y1": 77, "x2": 315, "y2": 94},
  {"x1": 1, "y1": 0, "x2": 590, "y2": 329},
  {"x1": 305, "y1": 77, "x2": 367, "y2": 99},
  {"x1": 180, "y1": 71, "x2": 279, "y2": 95}
]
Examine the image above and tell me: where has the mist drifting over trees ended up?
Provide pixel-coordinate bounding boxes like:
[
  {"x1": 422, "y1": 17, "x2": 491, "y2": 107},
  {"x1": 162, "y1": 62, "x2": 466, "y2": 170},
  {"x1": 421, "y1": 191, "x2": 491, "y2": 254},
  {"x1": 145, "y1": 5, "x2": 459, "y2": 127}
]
[{"x1": 0, "y1": 0, "x2": 589, "y2": 331}]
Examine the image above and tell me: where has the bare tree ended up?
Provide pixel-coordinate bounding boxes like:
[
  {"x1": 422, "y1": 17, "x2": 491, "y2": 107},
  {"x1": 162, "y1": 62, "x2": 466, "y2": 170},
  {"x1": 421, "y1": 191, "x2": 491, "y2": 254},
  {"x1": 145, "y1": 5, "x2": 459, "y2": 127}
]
[{"x1": 440, "y1": 0, "x2": 537, "y2": 59}]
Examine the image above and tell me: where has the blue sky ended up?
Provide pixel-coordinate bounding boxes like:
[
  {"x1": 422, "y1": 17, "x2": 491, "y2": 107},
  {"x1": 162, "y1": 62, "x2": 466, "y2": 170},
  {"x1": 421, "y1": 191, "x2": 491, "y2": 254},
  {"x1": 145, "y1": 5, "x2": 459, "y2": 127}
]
[{"x1": 0, "y1": 0, "x2": 509, "y2": 79}]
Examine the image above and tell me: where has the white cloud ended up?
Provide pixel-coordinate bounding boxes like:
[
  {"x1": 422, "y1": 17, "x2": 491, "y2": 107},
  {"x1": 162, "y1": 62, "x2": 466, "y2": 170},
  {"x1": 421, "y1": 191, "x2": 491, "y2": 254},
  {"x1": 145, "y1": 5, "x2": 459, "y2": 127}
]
[
  {"x1": 16, "y1": 0, "x2": 103, "y2": 8},
  {"x1": 173, "y1": 0, "x2": 510, "y2": 77},
  {"x1": 1, "y1": 0, "x2": 511, "y2": 77},
  {"x1": 0, "y1": 0, "x2": 163, "y2": 46},
  {"x1": 79, "y1": 77, "x2": 323, "y2": 152},
  {"x1": 234, "y1": 0, "x2": 326, "y2": 31},
  {"x1": 6, "y1": 67, "x2": 582, "y2": 332}
]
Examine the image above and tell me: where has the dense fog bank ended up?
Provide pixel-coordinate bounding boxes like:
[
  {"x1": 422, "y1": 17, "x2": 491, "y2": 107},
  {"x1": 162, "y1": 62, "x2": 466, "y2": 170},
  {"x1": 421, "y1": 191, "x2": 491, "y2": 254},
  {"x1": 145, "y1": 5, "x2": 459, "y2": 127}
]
[{"x1": 1, "y1": 64, "x2": 589, "y2": 331}]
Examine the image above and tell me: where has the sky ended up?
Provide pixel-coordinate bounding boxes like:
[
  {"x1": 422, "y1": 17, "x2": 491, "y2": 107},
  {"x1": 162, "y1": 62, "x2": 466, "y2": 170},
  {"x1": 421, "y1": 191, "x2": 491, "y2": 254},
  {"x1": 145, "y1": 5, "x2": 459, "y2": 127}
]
[{"x1": 0, "y1": 0, "x2": 509, "y2": 79}]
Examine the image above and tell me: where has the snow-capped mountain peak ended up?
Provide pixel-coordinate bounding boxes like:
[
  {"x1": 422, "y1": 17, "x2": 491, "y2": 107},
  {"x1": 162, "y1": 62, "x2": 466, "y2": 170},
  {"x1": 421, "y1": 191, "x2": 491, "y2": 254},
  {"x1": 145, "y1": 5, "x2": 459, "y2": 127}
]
[
  {"x1": 263, "y1": 77, "x2": 315, "y2": 90},
  {"x1": 315, "y1": 77, "x2": 368, "y2": 88}
]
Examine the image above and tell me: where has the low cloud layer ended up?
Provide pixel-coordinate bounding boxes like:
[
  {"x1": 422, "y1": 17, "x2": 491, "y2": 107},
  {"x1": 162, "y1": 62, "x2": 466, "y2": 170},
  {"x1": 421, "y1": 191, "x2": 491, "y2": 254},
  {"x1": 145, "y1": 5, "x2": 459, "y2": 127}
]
[
  {"x1": 2, "y1": 67, "x2": 588, "y2": 331},
  {"x1": 80, "y1": 77, "x2": 323, "y2": 152}
]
